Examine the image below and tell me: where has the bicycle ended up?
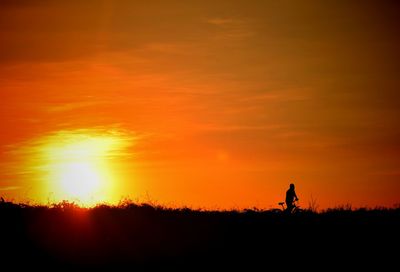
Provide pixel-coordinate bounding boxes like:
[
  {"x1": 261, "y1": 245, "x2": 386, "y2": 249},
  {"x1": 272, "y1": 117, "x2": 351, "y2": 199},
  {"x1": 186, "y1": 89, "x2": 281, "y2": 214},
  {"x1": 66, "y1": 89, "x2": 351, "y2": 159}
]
[{"x1": 277, "y1": 200, "x2": 302, "y2": 214}]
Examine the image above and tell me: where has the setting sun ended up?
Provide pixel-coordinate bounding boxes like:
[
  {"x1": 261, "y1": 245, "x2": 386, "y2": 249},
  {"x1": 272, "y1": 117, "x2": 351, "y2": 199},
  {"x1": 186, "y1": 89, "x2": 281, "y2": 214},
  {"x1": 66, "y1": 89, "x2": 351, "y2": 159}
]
[
  {"x1": 15, "y1": 129, "x2": 133, "y2": 206},
  {"x1": 57, "y1": 161, "x2": 102, "y2": 203},
  {"x1": 44, "y1": 130, "x2": 132, "y2": 206}
]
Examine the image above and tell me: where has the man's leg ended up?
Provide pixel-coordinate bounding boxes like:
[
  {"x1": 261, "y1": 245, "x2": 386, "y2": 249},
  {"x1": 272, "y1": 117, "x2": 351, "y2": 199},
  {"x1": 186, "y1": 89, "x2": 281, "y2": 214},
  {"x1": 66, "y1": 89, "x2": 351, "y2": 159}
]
[{"x1": 285, "y1": 203, "x2": 293, "y2": 214}]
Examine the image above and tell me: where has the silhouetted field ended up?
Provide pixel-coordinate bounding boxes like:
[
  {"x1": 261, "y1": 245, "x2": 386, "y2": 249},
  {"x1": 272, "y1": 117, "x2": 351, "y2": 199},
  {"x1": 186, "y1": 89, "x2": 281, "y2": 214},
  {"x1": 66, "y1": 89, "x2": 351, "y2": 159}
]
[{"x1": 0, "y1": 200, "x2": 399, "y2": 270}]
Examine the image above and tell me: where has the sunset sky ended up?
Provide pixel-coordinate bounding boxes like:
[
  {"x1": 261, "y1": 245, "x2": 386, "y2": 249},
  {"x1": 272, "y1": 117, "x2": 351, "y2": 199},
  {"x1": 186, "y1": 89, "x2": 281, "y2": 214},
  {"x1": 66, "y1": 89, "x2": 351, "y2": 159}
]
[{"x1": 1, "y1": 0, "x2": 399, "y2": 209}]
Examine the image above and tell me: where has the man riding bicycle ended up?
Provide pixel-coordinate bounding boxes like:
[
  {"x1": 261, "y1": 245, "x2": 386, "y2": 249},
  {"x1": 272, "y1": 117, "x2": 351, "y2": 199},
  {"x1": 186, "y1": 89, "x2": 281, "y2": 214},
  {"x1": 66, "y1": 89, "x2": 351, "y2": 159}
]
[{"x1": 285, "y1": 183, "x2": 299, "y2": 213}]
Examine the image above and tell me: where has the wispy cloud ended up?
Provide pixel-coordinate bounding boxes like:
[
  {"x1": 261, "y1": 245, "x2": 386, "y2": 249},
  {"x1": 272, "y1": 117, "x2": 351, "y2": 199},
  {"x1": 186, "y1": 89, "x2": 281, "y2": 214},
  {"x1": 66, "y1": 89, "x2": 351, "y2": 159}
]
[
  {"x1": 46, "y1": 100, "x2": 106, "y2": 112},
  {"x1": 206, "y1": 18, "x2": 236, "y2": 26},
  {"x1": 0, "y1": 186, "x2": 21, "y2": 191},
  {"x1": 196, "y1": 123, "x2": 285, "y2": 132},
  {"x1": 6, "y1": 127, "x2": 141, "y2": 166},
  {"x1": 205, "y1": 17, "x2": 254, "y2": 40},
  {"x1": 240, "y1": 88, "x2": 314, "y2": 102},
  {"x1": 369, "y1": 170, "x2": 400, "y2": 177}
]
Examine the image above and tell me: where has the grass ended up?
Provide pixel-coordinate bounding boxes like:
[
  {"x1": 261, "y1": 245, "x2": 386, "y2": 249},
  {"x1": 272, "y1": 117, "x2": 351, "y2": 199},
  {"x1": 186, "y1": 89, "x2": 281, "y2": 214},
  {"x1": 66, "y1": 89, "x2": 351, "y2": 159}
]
[{"x1": 1, "y1": 199, "x2": 399, "y2": 269}]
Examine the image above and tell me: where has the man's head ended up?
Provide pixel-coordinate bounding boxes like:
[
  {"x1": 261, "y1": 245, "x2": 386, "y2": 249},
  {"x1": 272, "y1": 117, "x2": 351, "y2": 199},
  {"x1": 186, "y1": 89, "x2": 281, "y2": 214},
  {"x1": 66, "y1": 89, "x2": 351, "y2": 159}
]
[{"x1": 290, "y1": 183, "x2": 295, "y2": 190}]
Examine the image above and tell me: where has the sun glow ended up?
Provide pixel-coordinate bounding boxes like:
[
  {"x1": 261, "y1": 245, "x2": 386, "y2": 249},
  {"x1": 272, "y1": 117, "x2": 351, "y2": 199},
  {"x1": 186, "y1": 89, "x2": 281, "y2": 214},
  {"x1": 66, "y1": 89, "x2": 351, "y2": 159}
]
[
  {"x1": 58, "y1": 161, "x2": 102, "y2": 200},
  {"x1": 20, "y1": 129, "x2": 133, "y2": 206}
]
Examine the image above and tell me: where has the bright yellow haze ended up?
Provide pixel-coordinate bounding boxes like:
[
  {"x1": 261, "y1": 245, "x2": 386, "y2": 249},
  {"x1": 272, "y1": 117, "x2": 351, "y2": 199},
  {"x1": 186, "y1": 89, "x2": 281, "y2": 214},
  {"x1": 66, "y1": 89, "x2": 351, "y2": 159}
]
[{"x1": 23, "y1": 130, "x2": 132, "y2": 206}]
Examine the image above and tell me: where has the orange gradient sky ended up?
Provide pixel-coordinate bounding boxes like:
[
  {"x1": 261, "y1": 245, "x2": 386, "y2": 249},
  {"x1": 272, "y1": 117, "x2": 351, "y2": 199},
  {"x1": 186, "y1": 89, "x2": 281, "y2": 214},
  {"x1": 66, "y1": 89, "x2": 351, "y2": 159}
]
[{"x1": 1, "y1": 0, "x2": 399, "y2": 209}]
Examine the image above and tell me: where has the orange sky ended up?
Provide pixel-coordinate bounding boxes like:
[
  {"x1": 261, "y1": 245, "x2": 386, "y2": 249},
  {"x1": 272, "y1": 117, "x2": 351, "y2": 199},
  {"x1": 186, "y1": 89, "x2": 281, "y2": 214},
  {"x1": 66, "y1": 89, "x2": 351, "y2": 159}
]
[{"x1": 1, "y1": 0, "x2": 399, "y2": 209}]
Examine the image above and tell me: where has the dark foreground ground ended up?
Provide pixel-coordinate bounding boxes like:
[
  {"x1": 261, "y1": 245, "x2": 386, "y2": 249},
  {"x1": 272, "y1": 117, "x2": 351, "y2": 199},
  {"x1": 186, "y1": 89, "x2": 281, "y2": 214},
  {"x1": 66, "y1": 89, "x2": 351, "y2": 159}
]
[{"x1": 1, "y1": 201, "x2": 399, "y2": 270}]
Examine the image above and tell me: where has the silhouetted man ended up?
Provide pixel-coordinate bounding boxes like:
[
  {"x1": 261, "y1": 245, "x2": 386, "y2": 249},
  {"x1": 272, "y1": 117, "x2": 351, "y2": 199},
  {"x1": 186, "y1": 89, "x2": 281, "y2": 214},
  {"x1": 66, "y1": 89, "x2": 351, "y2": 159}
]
[{"x1": 285, "y1": 183, "x2": 299, "y2": 213}]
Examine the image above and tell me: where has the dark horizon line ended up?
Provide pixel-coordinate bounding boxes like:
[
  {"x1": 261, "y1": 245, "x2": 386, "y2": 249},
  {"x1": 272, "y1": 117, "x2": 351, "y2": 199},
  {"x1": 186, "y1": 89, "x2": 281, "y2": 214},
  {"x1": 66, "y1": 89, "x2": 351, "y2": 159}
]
[{"x1": 1, "y1": 197, "x2": 399, "y2": 214}]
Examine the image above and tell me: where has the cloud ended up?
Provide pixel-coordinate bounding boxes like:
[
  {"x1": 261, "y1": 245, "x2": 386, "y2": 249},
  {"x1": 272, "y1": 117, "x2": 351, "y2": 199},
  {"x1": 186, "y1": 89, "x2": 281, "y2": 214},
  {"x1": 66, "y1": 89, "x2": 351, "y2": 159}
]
[
  {"x1": 206, "y1": 18, "x2": 236, "y2": 26},
  {"x1": 240, "y1": 88, "x2": 314, "y2": 102},
  {"x1": 369, "y1": 170, "x2": 400, "y2": 177},
  {"x1": 7, "y1": 127, "x2": 140, "y2": 162},
  {"x1": 0, "y1": 186, "x2": 21, "y2": 191},
  {"x1": 205, "y1": 17, "x2": 254, "y2": 41},
  {"x1": 196, "y1": 123, "x2": 285, "y2": 132},
  {"x1": 46, "y1": 101, "x2": 106, "y2": 113}
]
